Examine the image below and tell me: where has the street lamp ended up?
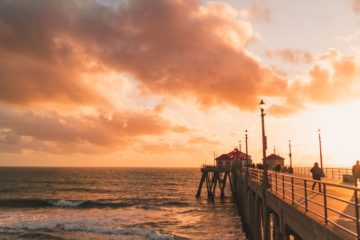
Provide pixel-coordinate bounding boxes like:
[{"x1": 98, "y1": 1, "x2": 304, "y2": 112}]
[
  {"x1": 289, "y1": 140, "x2": 293, "y2": 173},
  {"x1": 245, "y1": 129, "x2": 248, "y2": 165},
  {"x1": 260, "y1": 99, "x2": 270, "y2": 189},
  {"x1": 260, "y1": 99, "x2": 267, "y2": 164},
  {"x1": 318, "y1": 129, "x2": 324, "y2": 169}
]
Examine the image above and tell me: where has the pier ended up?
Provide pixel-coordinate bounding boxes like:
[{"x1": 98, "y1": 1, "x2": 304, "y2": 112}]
[
  {"x1": 196, "y1": 165, "x2": 233, "y2": 199},
  {"x1": 196, "y1": 165, "x2": 360, "y2": 240}
]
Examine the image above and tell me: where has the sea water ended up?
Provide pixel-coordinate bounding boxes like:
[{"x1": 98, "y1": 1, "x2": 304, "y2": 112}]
[{"x1": 0, "y1": 168, "x2": 246, "y2": 239}]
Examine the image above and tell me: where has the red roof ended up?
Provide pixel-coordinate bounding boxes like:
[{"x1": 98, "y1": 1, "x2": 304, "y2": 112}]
[{"x1": 216, "y1": 148, "x2": 251, "y2": 161}]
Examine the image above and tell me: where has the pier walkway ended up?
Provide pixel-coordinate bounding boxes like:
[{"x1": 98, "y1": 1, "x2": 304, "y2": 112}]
[{"x1": 197, "y1": 165, "x2": 360, "y2": 240}]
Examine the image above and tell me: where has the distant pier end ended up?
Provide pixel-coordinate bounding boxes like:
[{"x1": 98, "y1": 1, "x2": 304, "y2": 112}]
[{"x1": 196, "y1": 148, "x2": 251, "y2": 199}]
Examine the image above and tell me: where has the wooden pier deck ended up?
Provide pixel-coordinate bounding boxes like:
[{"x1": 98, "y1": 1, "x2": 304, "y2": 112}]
[{"x1": 196, "y1": 165, "x2": 360, "y2": 240}]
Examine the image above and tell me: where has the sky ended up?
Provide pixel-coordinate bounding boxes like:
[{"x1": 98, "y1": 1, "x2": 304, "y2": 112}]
[{"x1": 0, "y1": 0, "x2": 360, "y2": 167}]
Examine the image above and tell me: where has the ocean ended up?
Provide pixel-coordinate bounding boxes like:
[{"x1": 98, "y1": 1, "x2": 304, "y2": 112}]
[{"x1": 0, "y1": 168, "x2": 246, "y2": 240}]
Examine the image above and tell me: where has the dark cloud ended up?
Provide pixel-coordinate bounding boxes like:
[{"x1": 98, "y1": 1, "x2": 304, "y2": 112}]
[{"x1": 0, "y1": 0, "x2": 107, "y2": 105}]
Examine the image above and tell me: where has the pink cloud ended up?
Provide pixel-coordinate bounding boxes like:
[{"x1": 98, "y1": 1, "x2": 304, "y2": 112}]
[
  {"x1": 349, "y1": 0, "x2": 360, "y2": 14},
  {"x1": 266, "y1": 49, "x2": 314, "y2": 65},
  {"x1": 240, "y1": 3, "x2": 272, "y2": 22}
]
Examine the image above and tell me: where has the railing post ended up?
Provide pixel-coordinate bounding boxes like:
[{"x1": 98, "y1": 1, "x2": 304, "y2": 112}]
[
  {"x1": 291, "y1": 177, "x2": 294, "y2": 205},
  {"x1": 323, "y1": 183, "x2": 328, "y2": 224},
  {"x1": 338, "y1": 168, "x2": 341, "y2": 179},
  {"x1": 355, "y1": 189, "x2": 360, "y2": 239},
  {"x1": 282, "y1": 175, "x2": 285, "y2": 199},
  {"x1": 275, "y1": 172, "x2": 278, "y2": 195},
  {"x1": 331, "y1": 168, "x2": 334, "y2": 179},
  {"x1": 304, "y1": 180, "x2": 308, "y2": 213}
]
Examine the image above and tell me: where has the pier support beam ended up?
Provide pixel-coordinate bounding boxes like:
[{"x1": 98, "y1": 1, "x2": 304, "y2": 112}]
[
  {"x1": 196, "y1": 168, "x2": 231, "y2": 200},
  {"x1": 196, "y1": 172, "x2": 206, "y2": 198}
]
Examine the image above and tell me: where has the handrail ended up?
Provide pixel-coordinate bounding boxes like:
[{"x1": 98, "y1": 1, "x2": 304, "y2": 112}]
[
  {"x1": 241, "y1": 167, "x2": 360, "y2": 239},
  {"x1": 293, "y1": 167, "x2": 352, "y2": 180}
]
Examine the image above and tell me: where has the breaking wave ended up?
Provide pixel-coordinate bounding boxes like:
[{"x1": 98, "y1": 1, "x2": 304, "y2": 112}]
[
  {"x1": 0, "y1": 199, "x2": 134, "y2": 209},
  {"x1": 0, "y1": 198, "x2": 191, "y2": 209}
]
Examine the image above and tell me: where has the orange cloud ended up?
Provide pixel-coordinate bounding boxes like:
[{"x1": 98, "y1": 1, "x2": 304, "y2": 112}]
[
  {"x1": 0, "y1": 107, "x2": 184, "y2": 153},
  {"x1": 269, "y1": 49, "x2": 360, "y2": 115},
  {"x1": 0, "y1": 0, "x2": 286, "y2": 110}
]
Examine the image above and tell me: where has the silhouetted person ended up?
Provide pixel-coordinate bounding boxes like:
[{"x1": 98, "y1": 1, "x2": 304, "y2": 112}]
[
  {"x1": 352, "y1": 160, "x2": 360, "y2": 187},
  {"x1": 275, "y1": 164, "x2": 281, "y2": 173},
  {"x1": 310, "y1": 162, "x2": 323, "y2": 192}
]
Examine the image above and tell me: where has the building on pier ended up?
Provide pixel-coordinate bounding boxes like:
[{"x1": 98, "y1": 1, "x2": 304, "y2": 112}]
[
  {"x1": 264, "y1": 153, "x2": 284, "y2": 170},
  {"x1": 215, "y1": 148, "x2": 251, "y2": 169}
]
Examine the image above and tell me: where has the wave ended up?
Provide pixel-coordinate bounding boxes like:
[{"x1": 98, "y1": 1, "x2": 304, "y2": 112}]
[
  {"x1": 17, "y1": 232, "x2": 65, "y2": 240},
  {"x1": 158, "y1": 201, "x2": 191, "y2": 207},
  {"x1": 0, "y1": 199, "x2": 134, "y2": 209},
  {"x1": 0, "y1": 198, "x2": 190, "y2": 209},
  {"x1": 137, "y1": 205, "x2": 163, "y2": 210}
]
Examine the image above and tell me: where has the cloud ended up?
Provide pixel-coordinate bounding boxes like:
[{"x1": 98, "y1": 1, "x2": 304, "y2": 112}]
[
  {"x1": 349, "y1": 0, "x2": 360, "y2": 14},
  {"x1": 0, "y1": 1, "x2": 108, "y2": 106},
  {"x1": 269, "y1": 49, "x2": 360, "y2": 115},
  {"x1": 266, "y1": 49, "x2": 314, "y2": 65},
  {"x1": 337, "y1": 31, "x2": 360, "y2": 42},
  {"x1": 240, "y1": 3, "x2": 272, "y2": 22},
  {"x1": 0, "y1": 0, "x2": 286, "y2": 110},
  {"x1": 0, "y1": 107, "x2": 184, "y2": 153}
]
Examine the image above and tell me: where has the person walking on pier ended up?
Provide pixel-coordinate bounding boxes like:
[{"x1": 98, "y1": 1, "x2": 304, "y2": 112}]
[
  {"x1": 310, "y1": 162, "x2": 323, "y2": 192},
  {"x1": 352, "y1": 160, "x2": 360, "y2": 187}
]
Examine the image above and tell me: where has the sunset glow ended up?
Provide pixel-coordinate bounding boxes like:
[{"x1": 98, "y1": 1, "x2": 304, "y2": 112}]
[{"x1": 1, "y1": 0, "x2": 360, "y2": 167}]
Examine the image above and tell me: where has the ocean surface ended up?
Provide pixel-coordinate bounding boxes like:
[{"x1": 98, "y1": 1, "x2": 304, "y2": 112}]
[{"x1": 0, "y1": 168, "x2": 246, "y2": 240}]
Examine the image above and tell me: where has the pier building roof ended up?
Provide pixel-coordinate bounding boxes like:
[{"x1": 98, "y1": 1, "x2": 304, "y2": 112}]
[
  {"x1": 215, "y1": 148, "x2": 251, "y2": 161},
  {"x1": 227, "y1": 148, "x2": 251, "y2": 160}
]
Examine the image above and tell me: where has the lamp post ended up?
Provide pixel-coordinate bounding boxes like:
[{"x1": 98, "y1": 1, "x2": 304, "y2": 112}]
[
  {"x1": 245, "y1": 129, "x2": 248, "y2": 165},
  {"x1": 259, "y1": 101, "x2": 271, "y2": 240},
  {"x1": 289, "y1": 140, "x2": 293, "y2": 173},
  {"x1": 260, "y1": 99, "x2": 270, "y2": 189},
  {"x1": 318, "y1": 129, "x2": 324, "y2": 169},
  {"x1": 239, "y1": 140, "x2": 241, "y2": 152},
  {"x1": 260, "y1": 99, "x2": 267, "y2": 164}
]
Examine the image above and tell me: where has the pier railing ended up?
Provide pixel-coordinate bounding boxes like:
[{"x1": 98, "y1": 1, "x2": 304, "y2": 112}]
[
  {"x1": 293, "y1": 167, "x2": 352, "y2": 180},
  {"x1": 245, "y1": 167, "x2": 360, "y2": 238}
]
